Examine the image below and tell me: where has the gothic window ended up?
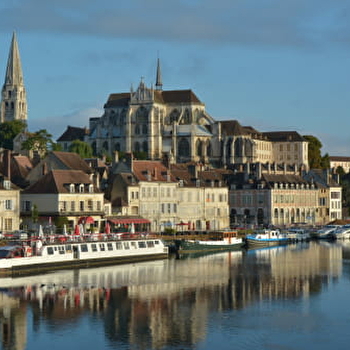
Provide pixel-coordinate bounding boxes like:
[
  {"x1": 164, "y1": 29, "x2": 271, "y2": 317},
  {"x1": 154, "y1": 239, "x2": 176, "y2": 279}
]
[
  {"x1": 142, "y1": 141, "x2": 148, "y2": 152},
  {"x1": 194, "y1": 109, "x2": 200, "y2": 122},
  {"x1": 170, "y1": 109, "x2": 180, "y2": 123},
  {"x1": 181, "y1": 109, "x2": 191, "y2": 124},
  {"x1": 196, "y1": 140, "x2": 202, "y2": 156},
  {"x1": 114, "y1": 143, "x2": 120, "y2": 151},
  {"x1": 135, "y1": 125, "x2": 140, "y2": 134},
  {"x1": 142, "y1": 124, "x2": 148, "y2": 134},
  {"x1": 135, "y1": 142, "x2": 140, "y2": 152},
  {"x1": 11, "y1": 102, "x2": 14, "y2": 109},
  {"x1": 178, "y1": 138, "x2": 190, "y2": 157},
  {"x1": 136, "y1": 106, "x2": 148, "y2": 123},
  {"x1": 206, "y1": 141, "x2": 212, "y2": 157},
  {"x1": 102, "y1": 141, "x2": 109, "y2": 151},
  {"x1": 121, "y1": 108, "x2": 127, "y2": 123}
]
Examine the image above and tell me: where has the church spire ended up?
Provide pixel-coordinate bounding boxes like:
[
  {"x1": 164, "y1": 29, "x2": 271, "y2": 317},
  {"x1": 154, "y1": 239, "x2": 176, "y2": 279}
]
[
  {"x1": 155, "y1": 57, "x2": 162, "y2": 91},
  {"x1": 1, "y1": 32, "x2": 27, "y2": 123}
]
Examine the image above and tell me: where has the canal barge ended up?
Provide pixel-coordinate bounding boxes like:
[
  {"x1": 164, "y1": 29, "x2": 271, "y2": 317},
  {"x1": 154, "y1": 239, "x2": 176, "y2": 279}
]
[
  {"x1": 0, "y1": 233, "x2": 169, "y2": 276},
  {"x1": 245, "y1": 229, "x2": 289, "y2": 248}
]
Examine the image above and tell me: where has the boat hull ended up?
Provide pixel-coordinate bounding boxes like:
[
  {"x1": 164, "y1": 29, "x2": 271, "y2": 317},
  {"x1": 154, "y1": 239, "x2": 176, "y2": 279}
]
[
  {"x1": 245, "y1": 237, "x2": 289, "y2": 248},
  {"x1": 0, "y1": 238, "x2": 168, "y2": 277},
  {"x1": 180, "y1": 240, "x2": 244, "y2": 253}
]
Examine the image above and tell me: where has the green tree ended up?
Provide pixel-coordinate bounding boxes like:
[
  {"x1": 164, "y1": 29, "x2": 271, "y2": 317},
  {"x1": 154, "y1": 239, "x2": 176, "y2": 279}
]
[
  {"x1": 0, "y1": 120, "x2": 26, "y2": 149},
  {"x1": 21, "y1": 129, "x2": 54, "y2": 155},
  {"x1": 303, "y1": 135, "x2": 324, "y2": 169},
  {"x1": 69, "y1": 139, "x2": 93, "y2": 158}
]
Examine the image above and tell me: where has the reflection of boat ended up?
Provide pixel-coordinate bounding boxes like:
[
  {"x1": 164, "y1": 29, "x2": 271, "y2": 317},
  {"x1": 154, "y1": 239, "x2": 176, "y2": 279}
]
[
  {"x1": 245, "y1": 229, "x2": 289, "y2": 247},
  {"x1": 0, "y1": 234, "x2": 168, "y2": 276},
  {"x1": 179, "y1": 231, "x2": 244, "y2": 253}
]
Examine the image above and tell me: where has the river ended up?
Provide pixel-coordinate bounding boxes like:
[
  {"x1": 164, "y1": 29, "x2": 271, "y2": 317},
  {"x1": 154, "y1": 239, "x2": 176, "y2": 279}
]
[{"x1": 1, "y1": 240, "x2": 350, "y2": 350}]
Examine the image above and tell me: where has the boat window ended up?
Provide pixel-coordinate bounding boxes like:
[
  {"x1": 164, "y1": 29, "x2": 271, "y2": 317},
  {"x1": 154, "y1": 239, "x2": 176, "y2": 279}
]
[
  {"x1": 99, "y1": 243, "x2": 105, "y2": 251},
  {"x1": 116, "y1": 242, "x2": 123, "y2": 250},
  {"x1": 47, "y1": 247, "x2": 54, "y2": 255},
  {"x1": 91, "y1": 244, "x2": 97, "y2": 252},
  {"x1": 65, "y1": 244, "x2": 72, "y2": 252},
  {"x1": 123, "y1": 242, "x2": 130, "y2": 249},
  {"x1": 81, "y1": 244, "x2": 88, "y2": 252},
  {"x1": 107, "y1": 243, "x2": 113, "y2": 251},
  {"x1": 147, "y1": 241, "x2": 155, "y2": 248},
  {"x1": 130, "y1": 242, "x2": 137, "y2": 249},
  {"x1": 138, "y1": 241, "x2": 147, "y2": 248},
  {"x1": 154, "y1": 240, "x2": 159, "y2": 245},
  {"x1": 58, "y1": 246, "x2": 65, "y2": 254}
]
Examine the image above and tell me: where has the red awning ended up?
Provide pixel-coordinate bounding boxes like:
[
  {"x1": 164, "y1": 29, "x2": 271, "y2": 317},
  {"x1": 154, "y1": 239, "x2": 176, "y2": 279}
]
[{"x1": 108, "y1": 218, "x2": 151, "y2": 224}]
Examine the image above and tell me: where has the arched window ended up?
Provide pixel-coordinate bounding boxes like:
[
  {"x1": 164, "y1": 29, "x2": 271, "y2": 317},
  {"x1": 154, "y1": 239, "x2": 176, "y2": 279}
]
[
  {"x1": 170, "y1": 109, "x2": 180, "y2": 123},
  {"x1": 135, "y1": 125, "x2": 140, "y2": 134},
  {"x1": 178, "y1": 138, "x2": 190, "y2": 157},
  {"x1": 134, "y1": 142, "x2": 140, "y2": 152},
  {"x1": 136, "y1": 106, "x2": 148, "y2": 123},
  {"x1": 142, "y1": 124, "x2": 148, "y2": 134},
  {"x1": 114, "y1": 143, "x2": 120, "y2": 151},
  {"x1": 181, "y1": 109, "x2": 191, "y2": 124},
  {"x1": 196, "y1": 140, "x2": 202, "y2": 156},
  {"x1": 91, "y1": 142, "x2": 97, "y2": 155},
  {"x1": 102, "y1": 141, "x2": 109, "y2": 151}
]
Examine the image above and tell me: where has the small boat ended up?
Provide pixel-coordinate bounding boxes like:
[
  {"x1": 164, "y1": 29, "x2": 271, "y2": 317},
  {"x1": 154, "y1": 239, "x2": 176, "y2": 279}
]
[
  {"x1": 180, "y1": 231, "x2": 244, "y2": 253},
  {"x1": 0, "y1": 233, "x2": 169, "y2": 276},
  {"x1": 332, "y1": 225, "x2": 350, "y2": 240},
  {"x1": 245, "y1": 229, "x2": 289, "y2": 247},
  {"x1": 285, "y1": 228, "x2": 310, "y2": 242},
  {"x1": 311, "y1": 225, "x2": 339, "y2": 240}
]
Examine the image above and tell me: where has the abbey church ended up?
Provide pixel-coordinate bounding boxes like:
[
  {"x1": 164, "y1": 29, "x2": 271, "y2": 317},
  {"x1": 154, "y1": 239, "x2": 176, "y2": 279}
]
[{"x1": 88, "y1": 59, "x2": 309, "y2": 170}]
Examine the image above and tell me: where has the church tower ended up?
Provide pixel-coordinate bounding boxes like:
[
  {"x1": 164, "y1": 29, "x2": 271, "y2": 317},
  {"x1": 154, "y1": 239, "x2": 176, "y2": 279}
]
[{"x1": 0, "y1": 32, "x2": 27, "y2": 124}]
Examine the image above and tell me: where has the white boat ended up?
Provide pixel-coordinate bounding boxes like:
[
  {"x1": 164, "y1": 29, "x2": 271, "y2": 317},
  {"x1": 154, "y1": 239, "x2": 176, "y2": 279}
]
[
  {"x1": 245, "y1": 229, "x2": 289, "y2": 247},
  {"x1": 0, "y1": 233, "x2": 169, "y2": 276},
  {"x1": 285, "y1": 228, "x2": 310, "y2": 242},
  {"x1": 312, "y1": 225, "x2": 339, "y2": 240},
  {"x1": 333, "y1": 225, "x2": 350, "y2": 240},
  {"x1": 180, "y1": 231, "x2": 244, "y2": 252}
]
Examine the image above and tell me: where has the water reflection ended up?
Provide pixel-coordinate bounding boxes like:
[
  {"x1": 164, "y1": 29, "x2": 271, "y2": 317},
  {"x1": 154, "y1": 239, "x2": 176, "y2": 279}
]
[{"x1": 0, "y1": 241, "x2": 344, "y2": 350}]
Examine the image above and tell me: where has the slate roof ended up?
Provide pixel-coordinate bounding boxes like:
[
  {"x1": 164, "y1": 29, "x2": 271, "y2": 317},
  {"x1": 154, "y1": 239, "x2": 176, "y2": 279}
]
[
  {"x1": 23, "y1": 169, "x2": 97, "y2": 194},
  {"x1": 329, "y1": 156, "x2": 350, "y2": 162},
  {"x1": 219, "y1": 120, "x2": 260, "y2": 137},
  {"x1": 262, "y1": 131, "x2": 306, "y2": 142},
  {"x1": 57, "y1": 126, "x2": 88, "y2": 142},
  {"x1": 104, "y1": 89, "x2": 203, "y2": 108}
]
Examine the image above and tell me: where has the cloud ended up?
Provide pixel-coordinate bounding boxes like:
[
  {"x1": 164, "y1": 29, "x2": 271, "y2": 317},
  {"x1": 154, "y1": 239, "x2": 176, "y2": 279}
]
[
  {"x1": 1, "y1": 0, "x2": 350, "y2": 49},
  {"x1": 28, "y1": 106, "x2": 102, "y2": 141}
]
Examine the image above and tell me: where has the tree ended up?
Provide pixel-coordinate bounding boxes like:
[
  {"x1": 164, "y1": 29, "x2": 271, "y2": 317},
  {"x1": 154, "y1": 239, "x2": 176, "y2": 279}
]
[
  {"x1": 303, "y1": 135, "x2": 324, "y2": 169},
  {"x1": 21, "y1": 129, "x2": 54, "y2": 155},
  {"x1": 0, "y1": 120, "x2": 26, "y2": 149},
  {"x1": 69, "y1": 140, "x2": 93, "y2": 158}
]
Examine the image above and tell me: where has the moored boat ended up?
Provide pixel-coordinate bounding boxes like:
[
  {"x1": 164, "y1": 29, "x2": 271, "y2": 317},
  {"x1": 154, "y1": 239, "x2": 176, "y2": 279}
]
[
  {"x1": 180, "y1": 230, "x2": 244, "y2": 253},
  {"x1": 332, "y1": 225, "x2": 350, "y2": 240},
  {"x1": 0, "y1": 233, "x2": 169, "y2": 276},
  {"x1": 245, "y1": 229, "x2": 289, "y2": 248},
  {"x1": 311, "y1": 225, "x2": 339, "y2": 240},
  {"x1": 285, "y1": 227, "x2": 310, "y2": 242}
]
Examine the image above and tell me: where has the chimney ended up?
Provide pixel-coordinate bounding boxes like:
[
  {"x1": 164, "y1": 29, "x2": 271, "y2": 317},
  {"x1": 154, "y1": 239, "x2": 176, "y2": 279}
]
[
  {"x1": 4, "y1": 149, "x2": 11, "y2": 181},
  {"x1": 188, "y1": 164, "x2": 198, "y2": 178}
]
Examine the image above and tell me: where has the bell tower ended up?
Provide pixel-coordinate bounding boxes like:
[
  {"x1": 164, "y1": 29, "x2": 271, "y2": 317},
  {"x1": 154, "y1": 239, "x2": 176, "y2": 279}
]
[{"x1": 0, "y1": 32, "x2": 27, "y2": 125}]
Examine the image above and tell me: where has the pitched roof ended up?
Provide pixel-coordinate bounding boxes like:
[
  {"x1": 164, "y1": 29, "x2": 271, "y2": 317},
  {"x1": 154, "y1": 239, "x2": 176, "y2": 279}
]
[
  {"x1": 132, "y1": 160, "x2": 176, "y2": 182},
  {"x1": 219, "y1": 120, "x2": 259, "y2": 136},
  {"x1": 23, "y1": 170, "x2": 96, "y2": 194},
  {"x1": 104, "y1": 89, "x2": 203, "y2": 108},
  {"x1": 262, "y1": 131, "x2": 306, "y2": 142},
  {"x1": 51, "y1": 151, "x2": 92, "y2": 174},
  {"x1": 329, "y1": 156, "x2": 350, "y2": 162},
  {"x1": 56, "y1": 126, "x2": 88, "y2": 142}
]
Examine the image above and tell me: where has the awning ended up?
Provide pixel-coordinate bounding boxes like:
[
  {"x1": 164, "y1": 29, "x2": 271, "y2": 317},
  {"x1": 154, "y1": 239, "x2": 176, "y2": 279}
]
[{"x1": 108, "y1": 218, "x2": 151, "y2": 224}]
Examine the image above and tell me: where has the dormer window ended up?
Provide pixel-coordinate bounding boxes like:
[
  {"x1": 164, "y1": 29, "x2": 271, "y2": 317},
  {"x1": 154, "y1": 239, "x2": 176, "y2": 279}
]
[
  {"x1": 3, "y1": 180, "x2": 11, "y2": 190},
  {"x1": 79, "y1": 184, "x2": 84, "y2": 193},
  {"x1": 69, "y1": 184, "x2": 75, "y2": 193},
  {"x1": 89, "y1": 184, "x2": 94, "y2": 193}
]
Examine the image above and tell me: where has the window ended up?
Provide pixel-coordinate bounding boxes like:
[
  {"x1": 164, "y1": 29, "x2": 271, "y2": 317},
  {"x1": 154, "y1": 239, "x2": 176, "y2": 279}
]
[
  {"x1": 89, "y1": 184, "x2": 93, "y2": 193},
  {"x1": 87, "y1": 200, "x2": 93, "y2": 211},
  {"x1": 138, "y1": 241, "x2": 147, "y2": 248},
  {"x1": 97, "y1": 201, "x2": 101, "y2": 211},
  {"x1": 70, "y1": 184, "x2": 75, "y2": 193},
  {"x1": 116, "y1": 242, "x2": 123, "y2": 250},
  {"x1": 5, "y1": 200, "x2": 13, "y2": 210},
  {"x1": 4, "y1": 218, "x2": 12, "y2": 230},
  {"x1": 71, "y1": 201, "x2": 75, "y2": 211},
  {"x1": 99, "y1": 243, "x2": 105, "y2": 251},
  {"x1": 81, "y1": 244, "x2": 88, "y2": 252},
  {"x1": 80, "y1": 201, "x2": 84, "y2": 211},
  {"x1": 91, "y1": 244, "x2": 97, "y2": 252},
  {"x1": 79, "y1": 184, "x2": 84, "y2": 193},
  {"x1": 107, "y1": 243, "x2": 114, "y2": 251}
]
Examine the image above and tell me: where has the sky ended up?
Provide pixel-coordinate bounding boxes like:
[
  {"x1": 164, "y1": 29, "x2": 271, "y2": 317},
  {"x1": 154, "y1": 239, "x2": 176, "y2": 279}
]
[{"x1": 0, "y1": 0, "x2": 350, "y2": 156}]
